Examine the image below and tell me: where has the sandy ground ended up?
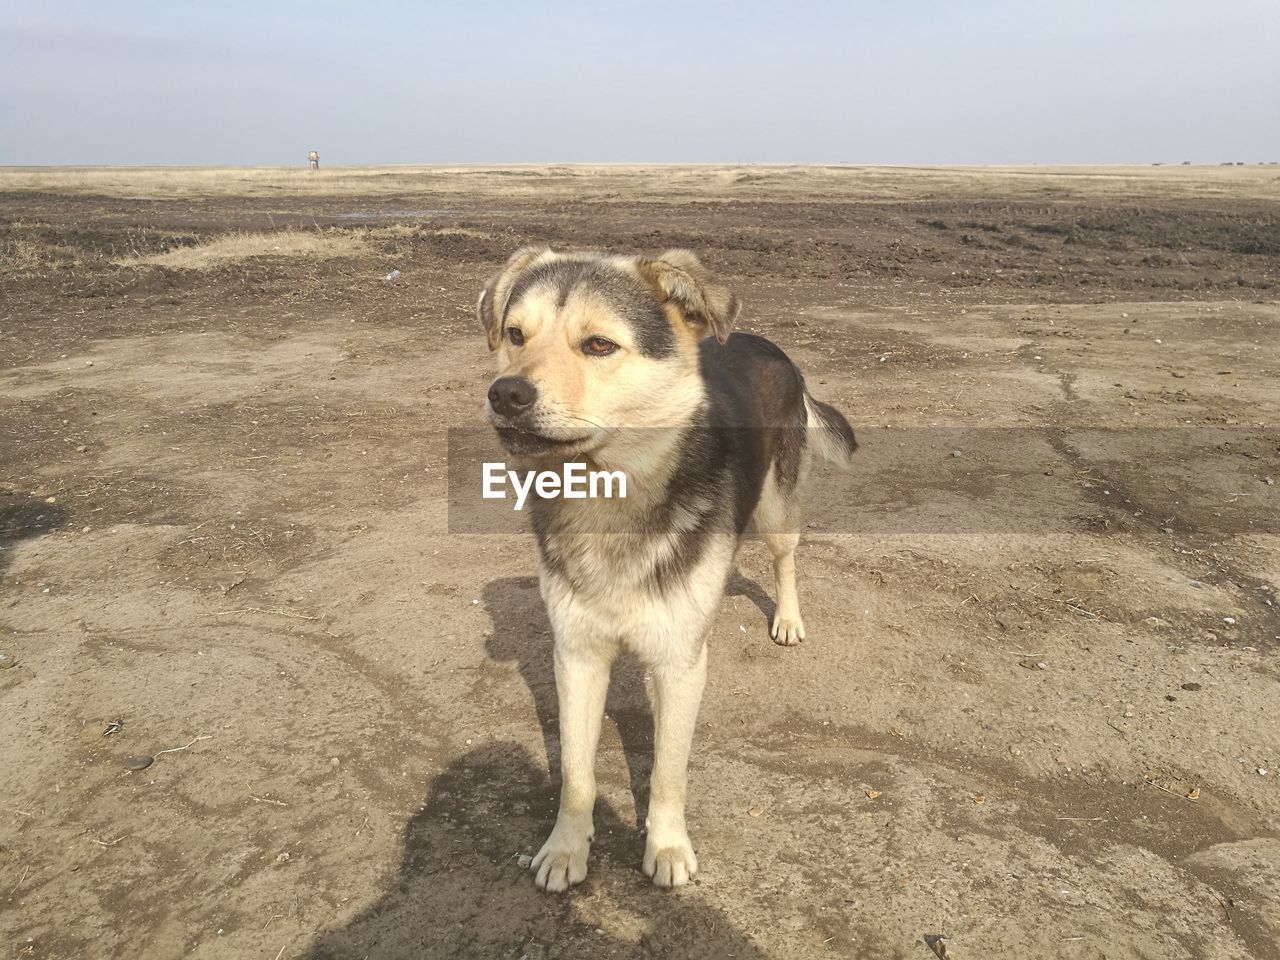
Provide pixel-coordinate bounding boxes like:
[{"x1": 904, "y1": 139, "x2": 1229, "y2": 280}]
[{"x1": 1, "y1": 165, "x2": 1279, "y2": 960}]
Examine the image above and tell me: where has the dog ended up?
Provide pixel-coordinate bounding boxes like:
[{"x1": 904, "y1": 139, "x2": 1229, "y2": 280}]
[{"x1": 477, "y1": 247, "x2": 856, "y2": 891}]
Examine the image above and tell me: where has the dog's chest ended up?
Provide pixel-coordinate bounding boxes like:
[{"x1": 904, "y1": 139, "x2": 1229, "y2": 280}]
[
  {"x1": 538, "y1": 528, "x2": 736, "y2": 661},
  {"x1": 543, "y1": 528, "x2": 679, "y2": 589}
]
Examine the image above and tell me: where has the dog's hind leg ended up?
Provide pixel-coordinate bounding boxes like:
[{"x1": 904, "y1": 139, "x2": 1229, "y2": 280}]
[
  {"x1": 644, "y1": 641, "x2": 707, "y2": 888},
  {"x1": 763, "y1": 529, "x2": 804, "y2": 645},
  {"x1": 754, "y1": 467, "x2": 806, "y2": 646},
  {"x1": 532, "y1": 644, "x2": 612, "y2": 892}
]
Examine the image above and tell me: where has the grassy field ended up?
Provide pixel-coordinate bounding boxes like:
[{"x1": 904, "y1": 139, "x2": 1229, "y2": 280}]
[{"x1": 4, "y1": 162, "x2": 1279, "y2": 202}]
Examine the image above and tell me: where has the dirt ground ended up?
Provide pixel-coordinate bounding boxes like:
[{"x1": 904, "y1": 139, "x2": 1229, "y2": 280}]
[{"x1": 2, "y1": 165, "x2": 1279, "y2": 960}]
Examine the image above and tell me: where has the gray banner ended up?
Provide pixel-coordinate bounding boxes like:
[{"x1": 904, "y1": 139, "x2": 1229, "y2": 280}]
[{"x1": 446, "y1": 427, "x2": 1280, "y2": 535}]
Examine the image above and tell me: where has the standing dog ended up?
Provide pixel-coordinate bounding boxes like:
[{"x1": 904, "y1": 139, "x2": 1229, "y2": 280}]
[{"x1": 478, "y1": 247, "x2": 856, "y2": 891}]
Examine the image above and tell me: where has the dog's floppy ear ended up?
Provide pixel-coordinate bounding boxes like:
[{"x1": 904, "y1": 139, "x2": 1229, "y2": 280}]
[
  {"x1": 477, "y1": 245, "x2": 551, "y2": 351},
  {"x1": 638, "y1": 249, "x2": 739, "y2": 344}
]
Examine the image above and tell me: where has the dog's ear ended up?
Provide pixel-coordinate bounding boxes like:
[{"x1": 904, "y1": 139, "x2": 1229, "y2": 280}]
[
  {"x1": 638, "y1": 249, "x2": 739, "y2": 344},
  {"x1": 477, "y1": 246, "x2": 551, "y2": 351}
]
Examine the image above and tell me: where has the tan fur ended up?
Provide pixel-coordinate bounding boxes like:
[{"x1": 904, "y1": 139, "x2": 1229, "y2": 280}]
[
  {"x1": 637, "y1": 249, "x2": 739, "y2": 343},
  {"x1": 477, "y1": 245, "x2": 552, "y2": 350}
]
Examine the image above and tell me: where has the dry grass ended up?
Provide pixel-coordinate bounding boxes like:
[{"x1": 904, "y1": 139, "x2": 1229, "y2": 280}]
[
  {"x1": 2, "y1": 164, "x2": 1277, "y2": 204},
  {"x1": 119, "y1": 229, "x2": 370, "y2": 270}
]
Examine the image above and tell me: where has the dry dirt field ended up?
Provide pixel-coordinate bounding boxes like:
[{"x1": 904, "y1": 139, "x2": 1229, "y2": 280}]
[{"x1": 2, "y1": 165, "x2": 1279, "y2": 960}]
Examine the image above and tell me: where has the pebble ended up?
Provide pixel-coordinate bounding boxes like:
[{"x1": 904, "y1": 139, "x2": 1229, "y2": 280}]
[
  {"x1": 0, "y1": 651, "x2": 16, "y2": 669},
  {"x1": 1181, "y1": 682, "x2": 1202, "y2": 692},
  {"x1": 76, "y1": 445, "x2": 88, "y2": 453},
  {"x1": 517, "y1": 853, "x2": 533, "y2": 869},
  {"x1": 125, "y1": 755, "x2": 153, "y2": 771}
]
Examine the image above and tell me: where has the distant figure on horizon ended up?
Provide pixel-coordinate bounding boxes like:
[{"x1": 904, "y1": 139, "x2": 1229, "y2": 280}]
[{"x1": 308, "y1": 150, "x2": 319, "y2": 170}]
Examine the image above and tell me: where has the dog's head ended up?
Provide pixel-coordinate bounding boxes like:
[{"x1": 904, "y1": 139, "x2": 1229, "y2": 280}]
[{"x1": 477, "y1": 247, "x2": 739, "y2": 457}]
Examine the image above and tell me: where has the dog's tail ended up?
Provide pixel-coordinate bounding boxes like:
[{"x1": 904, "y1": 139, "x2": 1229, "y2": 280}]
[{"x1": 803, "y1": 392, "x2": 858, "y2": 468}]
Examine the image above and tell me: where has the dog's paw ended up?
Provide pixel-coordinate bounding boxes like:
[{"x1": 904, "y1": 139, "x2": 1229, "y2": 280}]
[
  {"x1": 531, "y1": 817, "x2": 593, "y2": 893},
  {"x1": 643, "y1": 836, "x2": 698, "y2": 889},
  {"x1": 770, "y1": 613, "x2": 806, "y2": 646}
]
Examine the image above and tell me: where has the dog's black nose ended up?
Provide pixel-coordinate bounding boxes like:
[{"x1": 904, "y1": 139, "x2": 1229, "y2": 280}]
[{"x1": 488, "y1": 376, "x2": 537, "y2": 419}]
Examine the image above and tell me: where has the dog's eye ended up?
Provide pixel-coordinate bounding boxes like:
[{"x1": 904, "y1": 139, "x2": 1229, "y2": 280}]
[
  {"x1": 506, "y1": 327, "x2": 525, "y2": 347},
  {"x1": 582, "y1": 336, "x2": 618, "y2": 357}
]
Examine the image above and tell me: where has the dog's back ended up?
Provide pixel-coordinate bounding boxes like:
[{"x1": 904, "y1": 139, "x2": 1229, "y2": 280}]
[{"x1": 694, "y1": 332, "x2": 857, "y2": 536}]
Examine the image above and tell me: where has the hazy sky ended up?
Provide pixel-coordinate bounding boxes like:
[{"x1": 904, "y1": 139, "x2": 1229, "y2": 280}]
[{"x1": 3, "y1": 0, "x2": 1278, "y2": 165}]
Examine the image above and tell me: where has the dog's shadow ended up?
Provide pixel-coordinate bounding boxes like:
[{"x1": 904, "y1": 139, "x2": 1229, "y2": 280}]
[{"x1": 303, "y1": 741, "x2": 769, "y2": 959}]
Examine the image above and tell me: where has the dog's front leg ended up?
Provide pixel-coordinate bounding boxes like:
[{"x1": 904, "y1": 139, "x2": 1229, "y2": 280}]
[
  {"x1": 531, "y1": 644, "x2": 611, "y2": 892},
  {"x1": 643, "y1": 641, "x2": 707, "y2": 888}
]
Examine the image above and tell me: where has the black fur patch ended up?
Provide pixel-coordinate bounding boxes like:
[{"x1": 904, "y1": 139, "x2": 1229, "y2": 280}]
[
  {"x1": 504, "y1": 258, "x2": 675, "y2": 358},
  {"x1": 645, "y1": 333, "x2": 810, "y2": 589}
]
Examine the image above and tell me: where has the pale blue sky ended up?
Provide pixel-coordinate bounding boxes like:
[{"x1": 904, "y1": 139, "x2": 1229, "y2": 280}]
[{"x1": 2, "y1": 0, "x2": 1278, "y2": 165}]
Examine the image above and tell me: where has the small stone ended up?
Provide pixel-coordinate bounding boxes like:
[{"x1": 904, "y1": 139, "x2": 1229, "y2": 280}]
[
  {"x1": 0, "y1": 651, "x2": 16, "y2": 669},
  {"x1": 951, "y1": 450, "x2": 962, "y2": 458},
  {"x1": 1259, "y1": 768, "x2": 1270, "y2": 777},
  {"x1": 125, "y1": 755, "x2": 153, "y2": 771},
  {"x1": 517, "y1": 853, "x2": 533, "y2": 869},
  {"x1": 1223, "y1": 617, "x2": 1236, "y2": 625},
  {"x1": 276, "y1": 852, "x2": 291, "y2": 863},
  {"x1": 76, "y1": 445, "x2": 88, "y2": 453},
  {"x1": 1161, "y1": 527, "x2": 1174, "y2": 534},
  {"x1": 329, "y1": 757, "x2": 340, "y2": 766},
  {"x1": 1181, "y1": 682, "x2": 1202, "y2": 692}
]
